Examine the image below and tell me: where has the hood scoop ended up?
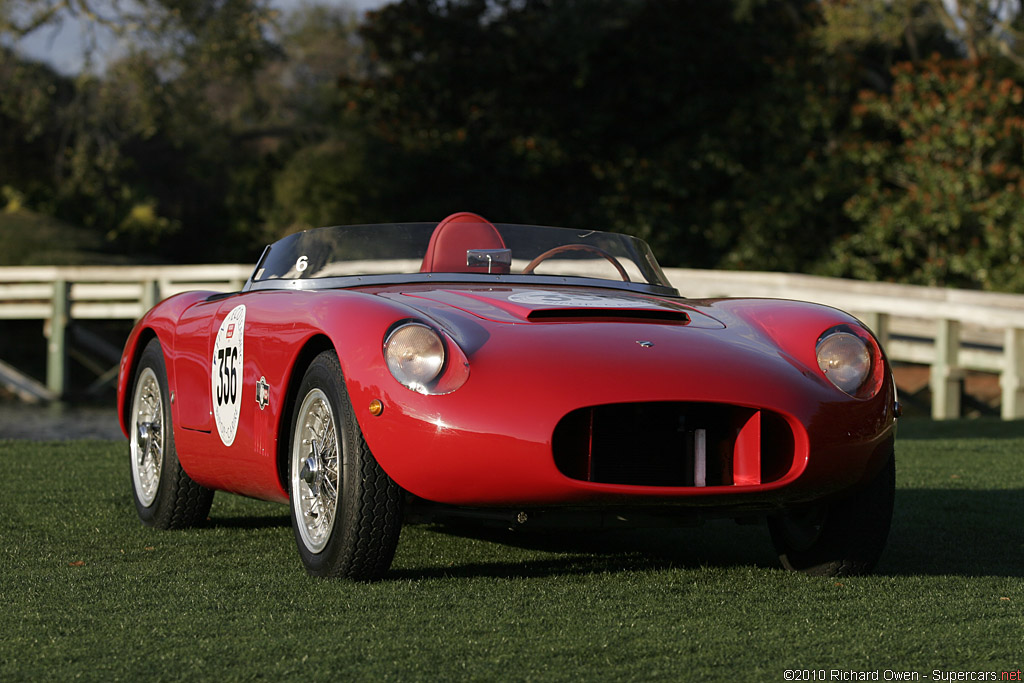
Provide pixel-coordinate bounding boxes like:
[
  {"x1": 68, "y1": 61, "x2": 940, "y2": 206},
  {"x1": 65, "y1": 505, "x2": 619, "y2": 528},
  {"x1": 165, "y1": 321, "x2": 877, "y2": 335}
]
[
  {"x1": 526, "y1": 307, "x2": 689, "y2": 323},
  {"x1": 399, "y1": 287, "x2": 711, "y2": 325}
]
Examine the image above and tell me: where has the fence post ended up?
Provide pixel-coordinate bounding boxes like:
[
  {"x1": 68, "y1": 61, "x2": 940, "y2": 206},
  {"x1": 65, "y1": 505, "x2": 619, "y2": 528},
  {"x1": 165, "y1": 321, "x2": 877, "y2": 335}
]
[
  {"x1": 858, "y1": 311, "x2": 890, "y2": 348},
  {"x1": 930, "y1": 319, "x2": 963, "y2": 419},
  {"x1": 141, "y1": 279, "x2": 160, "y2": 314},
  {"x1": 46, "y1": 278, "x2": 69, "y2": 399},
  {"x1": 1001, "y1": 327, "x2": 1024, "y2": 420}
]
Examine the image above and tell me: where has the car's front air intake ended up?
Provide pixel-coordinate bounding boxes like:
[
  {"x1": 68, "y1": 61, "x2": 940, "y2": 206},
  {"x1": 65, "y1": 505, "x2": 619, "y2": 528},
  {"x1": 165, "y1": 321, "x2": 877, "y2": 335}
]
[{"x1": 552, "y1": 402, "x2": 794, "y2": 487}]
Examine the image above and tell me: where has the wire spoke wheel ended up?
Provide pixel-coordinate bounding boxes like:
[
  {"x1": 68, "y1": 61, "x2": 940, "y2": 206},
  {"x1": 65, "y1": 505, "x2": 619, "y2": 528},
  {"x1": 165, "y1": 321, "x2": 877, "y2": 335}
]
[
  {"x1": 128, "y1": 338, "x2": 214, "y2": 529},
  {"x1": 291, "y1": 388, "x2": 341, "y2": 554},
  {"x1": 287, "y1": 350, "x2": 403, "y2": 580},
  {"x1": 130, "y1": 367, "x2": 164, "y2": 507}
]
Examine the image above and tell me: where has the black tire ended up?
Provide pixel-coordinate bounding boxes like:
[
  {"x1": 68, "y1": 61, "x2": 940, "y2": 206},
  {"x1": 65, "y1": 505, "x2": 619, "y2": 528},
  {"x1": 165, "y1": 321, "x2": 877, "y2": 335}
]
[
  {"x1": 288, "y1": 350, "x2": 403, "y2": 580},
  {"x1": 129, "y1": 338, "x2": 214, "y2": 529},
  {"x1": 768, "y1": 450, "x2": 895, "y2": 577}
]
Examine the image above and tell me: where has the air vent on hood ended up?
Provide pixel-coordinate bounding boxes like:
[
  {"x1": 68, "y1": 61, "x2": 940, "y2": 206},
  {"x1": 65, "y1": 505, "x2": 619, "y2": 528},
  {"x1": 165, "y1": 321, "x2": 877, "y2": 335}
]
[{"x1": 526, "y1": 308, "x2": 690, "y2": 323}]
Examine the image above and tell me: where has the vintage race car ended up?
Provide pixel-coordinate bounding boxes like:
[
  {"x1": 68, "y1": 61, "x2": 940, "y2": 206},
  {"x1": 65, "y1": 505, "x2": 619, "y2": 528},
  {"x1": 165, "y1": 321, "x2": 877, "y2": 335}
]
[{"x1": 117, "y1": 212, "x2": 898, "y2": 580}]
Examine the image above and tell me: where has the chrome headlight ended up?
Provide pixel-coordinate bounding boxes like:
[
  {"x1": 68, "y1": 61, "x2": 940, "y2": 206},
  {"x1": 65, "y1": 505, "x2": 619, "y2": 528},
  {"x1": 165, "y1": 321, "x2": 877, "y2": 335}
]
[
  {"x1": 384, "y1": 323, "x2": 446, "y2": 392},
  {"x1": 816, "y1": 329, "x2": 873, "y2": 396}
]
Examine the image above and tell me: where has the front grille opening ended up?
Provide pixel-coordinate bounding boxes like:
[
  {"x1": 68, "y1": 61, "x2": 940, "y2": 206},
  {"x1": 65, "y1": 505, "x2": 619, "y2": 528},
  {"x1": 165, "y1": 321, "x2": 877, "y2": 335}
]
[{"x1": 552, "y1": 402, "x2": 795, "y2": 487}]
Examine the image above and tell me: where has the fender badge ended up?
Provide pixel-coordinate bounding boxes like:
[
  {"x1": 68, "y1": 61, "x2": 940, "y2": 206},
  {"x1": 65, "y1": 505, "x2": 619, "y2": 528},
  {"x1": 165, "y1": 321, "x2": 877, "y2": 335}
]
[
  {"x1": 256, "y1": 376, "x2": 270, "y2": 410},
  {"x1": 636, "y1": 340, "x2": 654, "y2": 348}
]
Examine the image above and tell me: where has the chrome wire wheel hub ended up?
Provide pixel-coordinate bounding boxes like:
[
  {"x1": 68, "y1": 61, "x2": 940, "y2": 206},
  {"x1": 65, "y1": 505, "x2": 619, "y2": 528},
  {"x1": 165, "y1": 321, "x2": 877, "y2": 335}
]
[
  {"x1": 130, "y1": 367, "x2": 164, "y2": 507},
  {"x1": 291, "y1": 389, "x2": 340, "y2": 554}
]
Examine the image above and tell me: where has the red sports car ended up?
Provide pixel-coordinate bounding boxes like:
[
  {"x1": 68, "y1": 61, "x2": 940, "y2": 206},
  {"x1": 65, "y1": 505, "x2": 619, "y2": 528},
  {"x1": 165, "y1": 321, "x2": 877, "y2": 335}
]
[{"x1": 117, "y1": 212, "x2": 898, "y2": 580}]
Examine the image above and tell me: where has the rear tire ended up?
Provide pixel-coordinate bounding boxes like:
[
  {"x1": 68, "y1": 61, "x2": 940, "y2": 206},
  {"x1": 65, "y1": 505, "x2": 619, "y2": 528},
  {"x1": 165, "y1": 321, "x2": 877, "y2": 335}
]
[
  {"x1": 129, "y1": 338, "x2": 214, "y2": 529},
  {"x1": 288, "y1": 350, "x2": 403, "y2": 580},
  {"x1": 769, "y1": 450, "x2": 895, "y2": 577}
]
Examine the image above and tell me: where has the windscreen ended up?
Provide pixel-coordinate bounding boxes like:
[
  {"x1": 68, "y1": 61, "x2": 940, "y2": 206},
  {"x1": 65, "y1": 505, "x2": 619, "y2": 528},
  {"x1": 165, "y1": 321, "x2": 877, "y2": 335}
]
[{"x1": 250, "y1": 222, "x2": 673, "y2": 291}]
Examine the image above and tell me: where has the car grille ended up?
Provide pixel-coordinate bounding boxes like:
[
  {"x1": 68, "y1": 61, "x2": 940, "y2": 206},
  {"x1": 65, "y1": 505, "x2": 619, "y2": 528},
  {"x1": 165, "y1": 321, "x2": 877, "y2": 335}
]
[{"x1": 552, "y1": 402, "x2": 794, "y2": 487}]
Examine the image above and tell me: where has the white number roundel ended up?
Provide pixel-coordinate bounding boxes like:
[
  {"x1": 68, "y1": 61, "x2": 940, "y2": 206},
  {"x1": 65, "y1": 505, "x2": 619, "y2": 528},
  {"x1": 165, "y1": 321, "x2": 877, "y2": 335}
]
[{"x1": 212, "y1": 304, "x2": 246, "y2": 446}]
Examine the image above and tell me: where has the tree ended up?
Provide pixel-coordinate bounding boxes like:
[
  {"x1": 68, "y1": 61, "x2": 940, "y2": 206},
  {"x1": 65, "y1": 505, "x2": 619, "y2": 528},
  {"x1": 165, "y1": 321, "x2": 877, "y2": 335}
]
[
  {"x1": 825, "y1": 56, "x2": 1024, "y2": 291},
  {"x1": 261, "y1": 4, "x2": 377, "y2": 235},
  {"x1": 301, "y1": 0, "x2": 858, "y2": 271},
  {"x1": 817, "y1": 0, "x2": 1024, "y2": 67},
  {"x1": 0, "y1": 47, "x2": 69, "y2": 209},
  {"x1": 1, "y1": 0, "x2": 291, "y2": 260}
]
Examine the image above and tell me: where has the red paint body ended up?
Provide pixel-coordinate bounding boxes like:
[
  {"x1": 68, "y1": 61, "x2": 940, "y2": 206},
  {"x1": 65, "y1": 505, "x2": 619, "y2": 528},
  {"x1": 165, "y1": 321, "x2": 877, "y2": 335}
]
[{"x1": 117, "y1": 280, "x2": 896, "y2": 514}]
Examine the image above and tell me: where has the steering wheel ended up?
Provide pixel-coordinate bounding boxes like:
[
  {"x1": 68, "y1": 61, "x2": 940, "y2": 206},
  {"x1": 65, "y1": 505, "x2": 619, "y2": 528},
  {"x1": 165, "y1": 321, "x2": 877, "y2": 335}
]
[{"x1": 521, "y1": 244, "x2": 631, "y2": 282}]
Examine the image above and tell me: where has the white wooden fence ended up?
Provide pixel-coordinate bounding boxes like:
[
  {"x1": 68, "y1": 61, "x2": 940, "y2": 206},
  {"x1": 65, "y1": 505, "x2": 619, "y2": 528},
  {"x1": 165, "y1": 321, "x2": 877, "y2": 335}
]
[
  {"x1": 0, "y1": 265, "x2": 251, "y2": 401},
  {"x1": 0, "y1": 263, "x2": 1022, "y2": 419}
]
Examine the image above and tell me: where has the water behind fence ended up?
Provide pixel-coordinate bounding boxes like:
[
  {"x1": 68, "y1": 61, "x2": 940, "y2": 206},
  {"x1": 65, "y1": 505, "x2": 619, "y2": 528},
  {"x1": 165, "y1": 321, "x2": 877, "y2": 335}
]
[
  {"x1": 0, "y1": 404, "x2": 122, "y2": 440},
  {"x1": 3, "y1": 263, "x2": 1024, "y2": 420}
]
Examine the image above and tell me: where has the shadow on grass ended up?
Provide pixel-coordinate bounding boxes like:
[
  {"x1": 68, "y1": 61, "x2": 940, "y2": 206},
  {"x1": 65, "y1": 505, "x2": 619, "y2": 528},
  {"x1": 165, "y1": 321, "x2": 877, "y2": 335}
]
[
  {"x1": 389, "y1": 520, "x2": 780, "y2": 581},
  {"x1": 387, "y1": 551, "x2": 715, "y2": 582},
  {"x1": 883, "y1": 489, "x2": 1024, "y2": 578},
  {"x1": 388, "y1": 488, "x2": 1024, "y2": 580},
  {"x1": 206, "y1": 514, "x2": 291, "y2": 531},
  {"x1": 188, "y1": 487, "x2": 1023, "y2": 580}
]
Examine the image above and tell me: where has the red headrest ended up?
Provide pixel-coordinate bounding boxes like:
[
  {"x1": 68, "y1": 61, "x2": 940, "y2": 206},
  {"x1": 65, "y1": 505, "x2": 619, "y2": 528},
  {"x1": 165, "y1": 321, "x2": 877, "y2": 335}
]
[{"x1": 420, "y1": 212, "x2": 509, "y2": 274}]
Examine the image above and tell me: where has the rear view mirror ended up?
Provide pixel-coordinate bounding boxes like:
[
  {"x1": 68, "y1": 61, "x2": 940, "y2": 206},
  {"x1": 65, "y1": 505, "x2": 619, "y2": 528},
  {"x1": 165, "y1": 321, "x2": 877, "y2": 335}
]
[{"x1": 466, "y1": 249, "x2": 512, "y2": 273}]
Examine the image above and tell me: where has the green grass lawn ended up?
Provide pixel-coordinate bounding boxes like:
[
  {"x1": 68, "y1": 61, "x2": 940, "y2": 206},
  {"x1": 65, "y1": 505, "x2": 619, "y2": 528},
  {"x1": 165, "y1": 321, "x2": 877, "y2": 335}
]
[{"x1": 1, "y1": 419, "x2": 1021, "y2": 681}]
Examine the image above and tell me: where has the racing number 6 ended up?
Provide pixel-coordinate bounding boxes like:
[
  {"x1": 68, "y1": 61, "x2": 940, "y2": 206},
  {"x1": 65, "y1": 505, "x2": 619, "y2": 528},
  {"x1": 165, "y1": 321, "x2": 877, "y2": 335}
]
[
  {"x1": 216, "y1": 348, "x2": 224, "y2": 405},
  {"x1": 229, "y1": 347, "x2": 237, "y2": 403}
]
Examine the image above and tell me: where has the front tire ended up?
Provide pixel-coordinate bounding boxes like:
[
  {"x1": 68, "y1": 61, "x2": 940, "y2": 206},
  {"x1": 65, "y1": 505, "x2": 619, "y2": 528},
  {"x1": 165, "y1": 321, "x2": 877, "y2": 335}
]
[
  {"x1": 288, "y1": 350, "x2": 403, "y2": 580},
  {"x1": 769, "y1": 450, "x2": 895, "y2": 577},
  {"x1": 129, "y1": 338, "x2": 214, "y2": 528}
]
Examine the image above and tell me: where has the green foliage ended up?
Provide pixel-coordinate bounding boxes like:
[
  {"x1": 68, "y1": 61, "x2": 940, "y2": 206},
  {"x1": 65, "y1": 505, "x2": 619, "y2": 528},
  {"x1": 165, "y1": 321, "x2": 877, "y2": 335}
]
[
  {"x1": 347, "y1": 0, "x2": 617, "y2": 226},
  {"x1": 827, "y1": 57, "x2": 1024, "y2": 290},
  {"x1": 109, "y1": 198, "x2": 181, "y2": 249},
  {"x1": 0, "y1": 47, "x2": 68, "y2": 209},
  {"x1": 816, "y1": 0, "x2": 1024, "y2": 67},
  {"x1": 1, "y1": 185, "x2": 25, "y2": 211},
  {"x1": 6, "y1": 0, "x2": 1024, "y2": 288},
  {"x1": 0, "y1": 208, "x2": 121, "y2": 265},
  {"x1": 268, "y1": 135, "x2": 378, "y2": 234},
  {"x1": 339, "y1": 0, "x2": 851, "y2": 270},
  {"x1": 1, "y1": 0, "x2": 287, "y2": 262}
]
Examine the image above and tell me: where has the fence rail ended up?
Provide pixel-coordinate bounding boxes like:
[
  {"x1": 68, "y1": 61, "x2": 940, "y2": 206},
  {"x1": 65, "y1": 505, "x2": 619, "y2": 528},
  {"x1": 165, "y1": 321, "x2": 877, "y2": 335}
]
[
  {"x1": 1, "y1": 263, "x2": 1022, "y2": 418},
  {"x1": 0, "y1": 265, "x2": 252, "y2": 401}
]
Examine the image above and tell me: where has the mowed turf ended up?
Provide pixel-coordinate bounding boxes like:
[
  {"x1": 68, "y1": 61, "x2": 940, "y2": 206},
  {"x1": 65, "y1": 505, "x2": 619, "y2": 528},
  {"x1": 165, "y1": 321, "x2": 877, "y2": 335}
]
[{"x1": 1, "y1": 419, "x2": 1021, "y2": 681}]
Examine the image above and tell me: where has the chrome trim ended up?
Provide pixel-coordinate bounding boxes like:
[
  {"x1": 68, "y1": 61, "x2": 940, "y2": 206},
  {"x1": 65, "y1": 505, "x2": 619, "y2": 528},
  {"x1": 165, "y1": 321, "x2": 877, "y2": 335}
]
[{"x1": 245, "y1": 272, "x2": 680, "y2": 298}]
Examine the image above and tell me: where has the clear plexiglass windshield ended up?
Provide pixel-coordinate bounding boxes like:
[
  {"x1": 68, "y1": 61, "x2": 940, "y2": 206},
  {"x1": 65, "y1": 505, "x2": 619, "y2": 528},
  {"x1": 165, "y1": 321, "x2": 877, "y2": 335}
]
[{"x1": 246, "y1": 220, "x2": 676, "y2": 295}]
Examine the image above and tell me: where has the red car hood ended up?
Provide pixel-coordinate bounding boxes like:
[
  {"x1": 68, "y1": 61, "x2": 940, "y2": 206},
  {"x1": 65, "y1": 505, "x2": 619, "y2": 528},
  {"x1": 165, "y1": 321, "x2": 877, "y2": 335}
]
[
  {"x1": 363, "y1": 282, "x2": 873, "y2": 423},
  {"x1": 376, "y1": 285, "x2": 725, "y2": 328}
]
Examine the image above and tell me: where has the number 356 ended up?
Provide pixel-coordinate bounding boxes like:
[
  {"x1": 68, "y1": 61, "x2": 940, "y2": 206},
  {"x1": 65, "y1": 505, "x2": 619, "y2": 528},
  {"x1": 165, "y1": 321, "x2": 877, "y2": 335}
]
[{"x1": 216, "y1": 347, "x2": 238, "y2": 406}]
